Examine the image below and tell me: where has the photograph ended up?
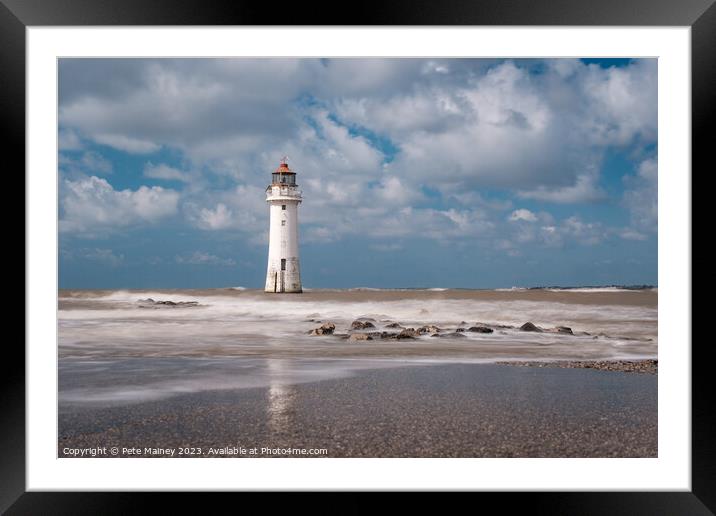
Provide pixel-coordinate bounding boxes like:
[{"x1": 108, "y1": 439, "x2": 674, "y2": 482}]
[{"x1": 57, "y1": 57, "x2": 659, "y2": 459}]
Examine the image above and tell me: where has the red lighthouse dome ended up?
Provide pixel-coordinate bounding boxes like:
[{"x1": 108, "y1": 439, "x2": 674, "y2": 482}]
[{"x1": 272, "y1": 157, "x2": 297, "y2": 185}]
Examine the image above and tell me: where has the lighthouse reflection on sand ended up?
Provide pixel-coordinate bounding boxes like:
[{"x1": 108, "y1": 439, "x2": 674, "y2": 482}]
[{"x1": 264, "y1": 157, "x2": 303, "y2": 293}]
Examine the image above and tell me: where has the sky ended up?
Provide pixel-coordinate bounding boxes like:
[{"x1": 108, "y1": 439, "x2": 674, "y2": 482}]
[{"x1": 58, "y1": 58, "x2": 657, "y2": 289}]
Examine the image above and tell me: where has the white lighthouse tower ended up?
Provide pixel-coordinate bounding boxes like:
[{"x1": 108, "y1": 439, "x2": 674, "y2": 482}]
[{"x1": 264, "y1": 157, "x2": 303, "y2": 293}]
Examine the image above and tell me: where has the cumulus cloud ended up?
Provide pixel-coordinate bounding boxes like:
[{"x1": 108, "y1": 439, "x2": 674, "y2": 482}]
[
  {"x1": 94, "y1": 133, "x2": 161, "y2": 154},
  {"x1": 144, "y1": 162, "x2": 191, "y2": 182},
  {"x1": 182, "y1": 185, "x2": 266, "y2": 233},
  {"x1": 57, "y1": 58, "x2": 657, "y2": 253},
  {"x1": 59, "y1": 59, "x2": 656, "y2": 195},
  {"x1": 623, "y1": 157, "x2": 658, "y2": 235},
  {"x1": 576, "y1": 60, "x2": 657, "y2": 146},
  {"x1": 191, "y1": 203, "x2": 233, "y2": 230},
  {"x1": 508, "y1": 209, "x2": 537, "y2": 222},
  {"x1": 500, "y1": 211, "x2": 606, "y2": 250},
  {"x1": 59, "y1": 151, "x2": 113, "y2": 176},
  {"x1": 517, "y1": 170, "x2": 606, "y2": 204},
  {"x1": 560, "y1": 216, "x2": 606, "y2": 246},
  {"x1": 60, "y1": 176, "x2": 179, "y2": 235}
]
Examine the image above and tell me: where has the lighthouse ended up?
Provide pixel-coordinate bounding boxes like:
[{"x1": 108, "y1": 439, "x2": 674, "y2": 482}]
[{"x1": 264, "y1": 157, "x2": 303, "y2": 293}]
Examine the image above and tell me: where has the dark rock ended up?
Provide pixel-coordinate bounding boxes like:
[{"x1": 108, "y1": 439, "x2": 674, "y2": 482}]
[
  {"x1": 556, "y1": 326, "x2": 573, "y2": 335},
  {"x1": 385, "y1": 322, "x2": 403, "y2": 329},
  {"x1": 351, "y1": 320, "x2": 376, "y2": 330},
  {"x1": 397, "y1": 328, "x2": 418, "y2": 339},
  {"x1": 520, "y1": 322, "x2": 542, "y2": 332},
  {"x1": 455, "y1": 327, "x2": 466, "y2": 332},
  {"x1": 468, "y1": 326, "x2": 494, "y2": 333},
  {"x1": 417, "y1": 325, "x2": 440, "y2": 334},
  {"x1": 309, "y1": 322, "x2": 336, "y2": 336},
  {"x1": 138, "y1": 299, "x2": 199, "y2": 308}
]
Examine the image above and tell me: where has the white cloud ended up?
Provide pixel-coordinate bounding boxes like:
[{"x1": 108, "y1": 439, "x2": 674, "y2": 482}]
[
  {"x1": 60, "y1": 176, "x2": 179, "y2": 235},
  {"x1": 182, "y1": 185, "x2": 266, "y2": 234},
  {"x1": 518, "y1": 172, "x2": 606, "y2": 204},
  {"x1": 500, "y1": 211, "x2": 606, "y2": 250},
  {"x1": 194, "y1": 203, "x2": 233, "y2": 230},
  {"x1": 375, "y1": 176, "x2": 422, "y2": 205},
  {"x1": 60, "y1": 59, "x2": 655, "y2": 202},
  {"x1": 508, "y1": 209, "x2": 537, "y2": 222},
  {"x1": 623, "y1": 157, "x2": 657, "y2": 234},
  {"x1": 561, "y1": 216, "x2": 606, "y2": 246},
  {"x1": 59, "y1": 151, "x2": 113, "y2": 175},
  {"x1": 94, "y1": 133, "x2": 161, "y2": 154},
  {"x1": 144, "y1": 162, "x2": 191, "y2": 182},
  {"x1": 57, "y1": 58, "x2": 657, "y2": 248},
  {"x1": 578, "y1": 60, "x2": 658, "y2": 146}
]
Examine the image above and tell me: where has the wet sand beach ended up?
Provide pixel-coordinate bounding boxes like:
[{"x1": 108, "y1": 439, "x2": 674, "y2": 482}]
[
  {"x1": 59, "y1": 362, "x2": 657, "y2": 458},
  {"x1": 58, "y1": 288, "x2": 658, "y2": 457}
]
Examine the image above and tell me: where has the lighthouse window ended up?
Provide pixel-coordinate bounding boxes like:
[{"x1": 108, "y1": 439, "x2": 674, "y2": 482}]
[
  {"x1": 281, "y1": 259, "x2": 286, "y2": 271},
  {"x1": 281, "y1": 205, "x2": 286, "y2": 210},
  {"x1": 281, "y1": 220, "x2": 286, "y2": 226}
]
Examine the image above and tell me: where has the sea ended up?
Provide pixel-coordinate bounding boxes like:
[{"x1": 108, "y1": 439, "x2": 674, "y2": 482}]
[{"x1": 58, "y1": 287, "x2": 657, "y2": 408}]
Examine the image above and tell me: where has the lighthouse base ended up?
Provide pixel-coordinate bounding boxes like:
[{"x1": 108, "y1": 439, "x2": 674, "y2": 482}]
[{"x1": 264, "y1": 258, "x2": 302, "y2": 293}]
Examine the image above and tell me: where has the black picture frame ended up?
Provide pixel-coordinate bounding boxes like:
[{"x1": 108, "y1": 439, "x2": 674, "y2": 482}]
[{"x1": 6, "y1": 0, "x2": 709, "y2": 512}]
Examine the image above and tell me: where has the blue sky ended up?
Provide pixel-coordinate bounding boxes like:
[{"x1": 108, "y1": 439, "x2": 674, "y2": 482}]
[{"x1": 58, "y1": 58, "x2": 657, "y2": 289}]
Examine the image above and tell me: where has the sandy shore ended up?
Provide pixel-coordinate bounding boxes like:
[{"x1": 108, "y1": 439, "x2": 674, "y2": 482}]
[{"x1": 58, "y1": 362, "x2": 657, "y2": 458}]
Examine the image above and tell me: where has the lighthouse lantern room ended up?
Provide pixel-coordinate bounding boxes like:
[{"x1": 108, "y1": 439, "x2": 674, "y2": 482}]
[{"x1": 264, "y1": 157, "x2": 303, "y2": 293}]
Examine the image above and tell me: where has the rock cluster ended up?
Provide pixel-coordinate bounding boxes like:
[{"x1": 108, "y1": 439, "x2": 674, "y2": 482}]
[
  {"x1": 351, "y1": 320, "x2": 376, "y2": 330},
  {"x1": 397, "y1": 329, "x2": 418, "y2": 339},
  {"x1": 308, "y1": 318, "x2": 584, "y2": 342},
  {"x1": 417, "y1": 325, "x2": 441, "y2": 334},
  {"x1": 138, "y1": 298, "x2": 199, "y2": 308},
  {"x1": 308, "y1": 322, "x2": 336, "y2": 336}
]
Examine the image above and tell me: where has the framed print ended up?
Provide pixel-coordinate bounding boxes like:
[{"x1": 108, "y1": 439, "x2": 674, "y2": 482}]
[{"x1": 6, "y1": 0, "x2": 711, "y2": 512}]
